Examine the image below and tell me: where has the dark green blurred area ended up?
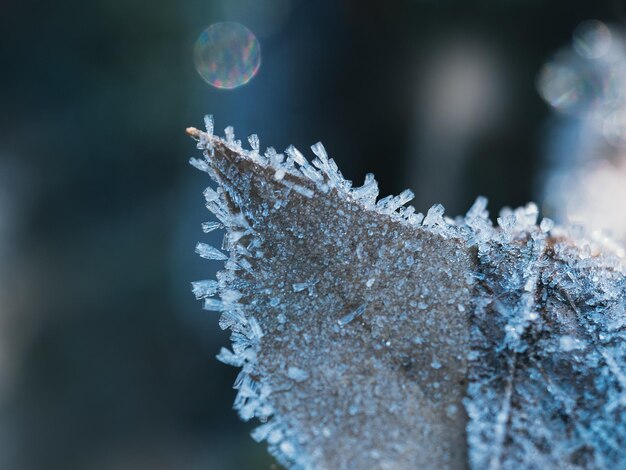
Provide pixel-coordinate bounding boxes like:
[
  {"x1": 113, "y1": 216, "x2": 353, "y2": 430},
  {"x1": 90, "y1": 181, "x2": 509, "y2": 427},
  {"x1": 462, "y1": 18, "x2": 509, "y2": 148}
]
[{"x1": 0, "y1": 0, "x2": 621, "y2": 468}]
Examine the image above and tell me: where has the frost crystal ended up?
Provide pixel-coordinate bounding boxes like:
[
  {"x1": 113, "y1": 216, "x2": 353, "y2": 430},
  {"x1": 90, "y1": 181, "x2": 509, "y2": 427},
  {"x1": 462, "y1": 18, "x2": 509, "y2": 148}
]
[
  {"x1": 188, "y1": 117, "x2": 626, "y2": 470},
  {"x1": 337, "y1": 303, "x2": 366, "y2": 327},
  {"x1": 195, "y1": 242, "x2": 227, "y2": 260},
  {"x1": 287, "y1": 366, "x2": 310, "y2": 382},
  {"x1": 191, "y1": 279, "x2": 219, "y2": 299},
  {"x1": 201, "y1": 221, "x2": 222, "y2": 233}
]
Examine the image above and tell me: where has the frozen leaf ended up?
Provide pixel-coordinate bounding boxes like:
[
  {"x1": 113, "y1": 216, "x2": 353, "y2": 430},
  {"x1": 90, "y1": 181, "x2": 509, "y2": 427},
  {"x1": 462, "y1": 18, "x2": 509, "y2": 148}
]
[
  {"x1": 187, "y1": 120, "x2": 472, "y2": 469},
  {"x1": 466, "y1": 229, "x2": 626, "y2": 470},
  {"x1": 187, "y1": 118, "x2": 626, "y2": 469}
]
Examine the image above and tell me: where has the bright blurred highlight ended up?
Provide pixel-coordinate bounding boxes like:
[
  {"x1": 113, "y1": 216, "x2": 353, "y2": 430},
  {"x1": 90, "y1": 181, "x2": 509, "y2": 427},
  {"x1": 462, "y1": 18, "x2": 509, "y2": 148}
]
[
  {"x1": 537, "y1": 20, "x2": 626, "y2": 148},
  {"x1": 194, "y1": 22, "x2": 261, "y2": 89},
  {"x1": 537, "y1": 63, "x2": 587, "y2": 112},
  {"x1": 539, "y1": 20, "x2": 626, "y2": 245},
  {"x1": 545, "y1": 160, "x2": 626, "y2": 246},
  {"x1": 573, "y1": 20, "x2": 612, "y2": 59}
]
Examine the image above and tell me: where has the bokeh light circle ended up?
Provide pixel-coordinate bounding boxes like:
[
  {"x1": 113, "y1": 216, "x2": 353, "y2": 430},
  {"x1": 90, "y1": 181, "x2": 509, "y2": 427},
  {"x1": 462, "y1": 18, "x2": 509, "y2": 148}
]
[
  {"x1": 536, "y1": 52, "x2": 618, "y2": 117},
  {"x1": 537, "y1": 63, "x2": 582, "y2": 112},
  {"x1": 573, "y1": 20, "x2": 612, "y2": 60},
  {"x1": 194, "y1": 22, "x2": 261, "y2": 89}
]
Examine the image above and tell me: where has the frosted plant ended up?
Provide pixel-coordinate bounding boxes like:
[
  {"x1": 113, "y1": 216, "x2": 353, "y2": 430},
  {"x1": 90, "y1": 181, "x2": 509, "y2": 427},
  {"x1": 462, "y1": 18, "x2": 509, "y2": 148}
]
[{"x1": 187, "y1": 117, "x2": 626, "y2": 469}]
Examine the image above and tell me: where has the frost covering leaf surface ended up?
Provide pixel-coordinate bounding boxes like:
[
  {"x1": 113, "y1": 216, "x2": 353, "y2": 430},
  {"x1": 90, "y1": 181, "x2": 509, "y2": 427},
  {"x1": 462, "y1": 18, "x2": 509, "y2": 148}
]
[
  {"x1": 465, "y1": 204, "x2": 626, "y2": 469},
  {"x1": 187, "y1": 118, "x2": 626, "y2": 469}
]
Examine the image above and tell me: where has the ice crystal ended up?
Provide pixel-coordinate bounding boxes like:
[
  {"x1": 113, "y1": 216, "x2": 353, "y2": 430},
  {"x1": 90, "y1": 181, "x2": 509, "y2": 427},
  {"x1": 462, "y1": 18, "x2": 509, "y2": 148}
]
[
  {"x1": 195, "y1": 242, "x2": 228, "y2": 260},
  {"x1": 191, "y1": 279, "x2": 219, "y2": 299},
  {"x1": 201, "y1": 221, "x2": 222, "y2": 233},
  {"x1": 187, "y1": 117, "x2": 626, "y2": 469},
  {"x1": 287, "y1": 366, "x2": 310, "y2": 382},
  {"x1": 337, "y1": 303, "x2": 367, "y2": 327}
]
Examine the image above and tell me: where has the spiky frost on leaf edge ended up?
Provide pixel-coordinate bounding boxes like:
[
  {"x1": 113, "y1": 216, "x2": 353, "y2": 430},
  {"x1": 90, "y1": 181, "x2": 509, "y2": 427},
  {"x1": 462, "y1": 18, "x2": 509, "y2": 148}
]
[
  {"x1": 187, "y1": 116, "x2": 478, "y2": 468},
  {"x1": 187, "y1": 115, "x2": 625, "y2": 469}
]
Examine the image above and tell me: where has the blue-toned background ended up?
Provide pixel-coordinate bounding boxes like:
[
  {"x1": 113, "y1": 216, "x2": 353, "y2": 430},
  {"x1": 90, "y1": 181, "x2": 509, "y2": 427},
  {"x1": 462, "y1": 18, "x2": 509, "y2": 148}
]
[{"x1": 0, "y1": 0, "x2": 623, "y2": 468}]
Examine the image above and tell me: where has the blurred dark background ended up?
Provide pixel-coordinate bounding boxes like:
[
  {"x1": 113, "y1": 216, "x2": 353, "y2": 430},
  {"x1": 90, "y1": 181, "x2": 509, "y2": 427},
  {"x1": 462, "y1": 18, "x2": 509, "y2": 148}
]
[{"x1": 0, "y1": 0, "x2": 624, "y2": 468}]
